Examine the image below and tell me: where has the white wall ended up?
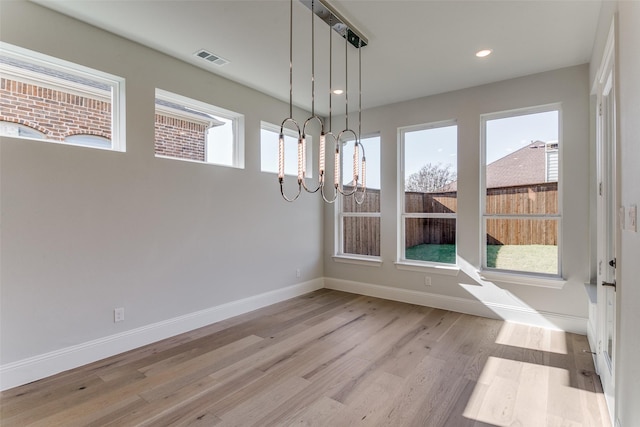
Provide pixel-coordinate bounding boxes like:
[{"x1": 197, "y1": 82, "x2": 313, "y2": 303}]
[
  {"x1": 590, "y1": 2, "x2": 640, "y2": 426},
  {"x1": 324, "y1": 65, "x2": 592, "y2": 329},
  {"x1": 0, "y1": 0, "x2": 323, "y2": 381}
]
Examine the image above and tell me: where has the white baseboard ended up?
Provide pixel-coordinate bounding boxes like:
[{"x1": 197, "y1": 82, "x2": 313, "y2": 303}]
[
  {"x1": 0, "y1": 279, "x2": 323, "y2": 391},
  {"x1": 1, "y1": 277, "x2": 588, "y2": 391},
  {"x1": 324, "y1": 277, "x2": 587, "y2": 334}
]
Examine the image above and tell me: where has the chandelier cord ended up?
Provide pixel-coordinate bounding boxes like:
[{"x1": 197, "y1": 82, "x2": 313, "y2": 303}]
[
  {"x1": 328, "y1": 15, "x2": 332, "y2": 133},
  {"x1": 344, "y1": 33, "x2": 348, "y2": 131},
  {"x1": 311, "y1": 0, "x2": 315, "y2": 117},
  {"x1": 288, "y1": 0, "x2": 293, "y2": 119},
  {"x1": 354, "y1": 44, "x2": 367, "y2": 205}
]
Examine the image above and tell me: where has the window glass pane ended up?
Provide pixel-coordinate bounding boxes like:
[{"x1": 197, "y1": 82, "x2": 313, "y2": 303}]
[
  {"x1": 65, "y1": 134, "x2": 111, "y2": 149},
  {"x1": 154, "y1": 89, "x2": 243, "y2": 167},
  {"x1": 405, "y1": 191, "x2": 457, "y2": 214},
  {"x1": 0, "y1": 121, "x2": 45, "y2": 139},
  {"x1": 0, "y1": 45, "x2": 122, "y2": 150},
  {"x1": 485, "y1": 218, "x2": 558, "y2": 274},
  {"x1": 206, "y1": 116, "x2": 234, "y2": 165},
  {"x1": 404, "y1": 125, "x2": 457, "y2": 213},
  {"x1": 485, "y1": 111, "x2": 558, "y2": 214},
  {"x1": 485, "y1": 184, "x2": 558, "y2": 215},
  {"x1": 260, "y1": 123, "x2": 312, "y2": 177},
  {"x1": 342, "y1": 135, "x2": 380, "y2": 213},
  {"x1": 343, "y1": 217, "x2": 381, "y2": 257},
  {"x1": 405, "y1": 218, "x2": 456, "y2": 264}
]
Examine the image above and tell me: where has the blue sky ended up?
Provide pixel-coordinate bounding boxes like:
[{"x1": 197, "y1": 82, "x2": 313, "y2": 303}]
[{"x1": 485, "y1": 110, "x2": 558, "y2": 164}]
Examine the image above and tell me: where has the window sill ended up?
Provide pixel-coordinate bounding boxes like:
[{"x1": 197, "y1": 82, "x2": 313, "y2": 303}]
[
  {"x1": 333, "y1": 255, "x2": 383, "y2": 267},
  {"x1": 155, "y1": 154, "x2": 244, "y2": 169},
  {"x1": 394, "y1": 261, "x2": 460, "y2": 276},
  {"x1": 478, "y1": 269, "x2": 566, "y2": 289}
]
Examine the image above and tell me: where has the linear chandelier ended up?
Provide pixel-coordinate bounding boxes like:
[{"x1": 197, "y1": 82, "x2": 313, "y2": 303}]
[{"x1": 278, "y1": 0, "x2": 367, "y2": 204}]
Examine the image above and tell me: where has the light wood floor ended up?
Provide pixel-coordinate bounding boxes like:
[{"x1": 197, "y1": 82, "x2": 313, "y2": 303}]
[{"x1": 1, "y1": 290, "x2": 611, "y2": 426}]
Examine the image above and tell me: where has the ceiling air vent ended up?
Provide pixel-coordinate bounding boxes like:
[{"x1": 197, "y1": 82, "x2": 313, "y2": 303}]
[{"x1": 194, "y1": 49, "x2": 229, "y2": 67}]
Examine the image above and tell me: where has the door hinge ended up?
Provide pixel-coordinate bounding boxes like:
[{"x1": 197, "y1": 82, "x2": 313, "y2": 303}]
[
  {"x1": 599, "y1": 182, "x2": 603, "y2": 196},
  {"x1": 609, "y1": 258, "x2": 616, "y2": 268},
  {"x1": 599, "y1": 102, "x2": 603, "y2": 116}
]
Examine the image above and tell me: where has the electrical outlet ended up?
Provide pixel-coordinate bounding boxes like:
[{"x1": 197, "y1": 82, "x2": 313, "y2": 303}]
[
  {"x1": 114, "y1": 307, "x2": 125, "y2": 323},
  {"x1": 296, "y1": 268, "x2": 301, "y2": 278},
  {"x1": 424, "y1": 276, "x2": 432, "y2": 286}
]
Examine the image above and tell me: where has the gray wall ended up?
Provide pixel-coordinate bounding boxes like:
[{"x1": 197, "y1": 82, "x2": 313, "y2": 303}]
[
  {"x1": 0, "y1": 1, "x2": 323, "y2": 365},
  {"x1": 324, "y1": 64, "x2": 592, "y2": 320}
]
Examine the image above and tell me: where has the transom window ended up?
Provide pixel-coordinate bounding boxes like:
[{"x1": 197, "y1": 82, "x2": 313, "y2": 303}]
[
  {"x1": 399, "y1": 121, "x2": 458, "y2": 265},
  {"x1": 0, "y1": 43, "x2": 125, "y2": 151},
  {"x1": 481, "y1": 106, "x2": 561, "y2": 276},
  {"x1": 154, "y1": 89, "x2": 244, "y2": 168}
]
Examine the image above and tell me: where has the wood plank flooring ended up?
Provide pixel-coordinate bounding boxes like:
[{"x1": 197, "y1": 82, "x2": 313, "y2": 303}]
[{"x1": 0, "y1": 290, "x2": 611, "y2": 426}]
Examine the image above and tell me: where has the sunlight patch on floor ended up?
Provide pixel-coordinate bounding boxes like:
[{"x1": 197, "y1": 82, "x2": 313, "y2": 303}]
[
  {"x1": 464, "y1": 356, "x2": 603, "y2": 427},
  {"x1": 496, "y1": 321, "x2": 568, "y2": 355}
]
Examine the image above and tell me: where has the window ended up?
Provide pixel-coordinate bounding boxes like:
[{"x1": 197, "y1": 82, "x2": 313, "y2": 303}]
[
  {"x1": 260, "y1": 121, "x2": 312, "y2": 177},
  {"x1": 337, "y1": 135, "x2": 381, "y2": 258},
  {"x1": 65, "y1": 134, "x2": 111, "y2": 149},
  {"x1": 0, "y1": 121, "x2": 45, "y2": 139},
  {"x1": 154, "y1": 89, "x2": 244, "y2": 168},
  {"x1": 0, "y1": 43, "x2": 125, "y2": 150},
  {"x1": 400, "y1": 122, "x2": 457, "y2": 265},
  {"x1": 481, "y1": 107, "x2": 561, "y2": 276}
]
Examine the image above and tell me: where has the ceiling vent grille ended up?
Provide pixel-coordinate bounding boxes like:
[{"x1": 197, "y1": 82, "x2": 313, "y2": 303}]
[{"x1": 194, "y1": 49, "x2": 229, "y2": 67}]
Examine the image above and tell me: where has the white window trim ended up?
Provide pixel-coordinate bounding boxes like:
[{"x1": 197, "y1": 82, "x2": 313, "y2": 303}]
[
  {"x1": 478, "y1": 269, "x2": 566, "y2": 289},
  {"x1": 394, "y1": 261, "x2": 460, "y2": 276},
  {"x1": 260, "y1": 121, "x2": 313, "y2": 178},
  {"x1": 397, "y1": 119, "x2": 458, "y2": 268},
  {"x1": 335, "y1": 134, "x2": 382, "y2": 261},
  {"x1": 333, "y1": 254, "x2": 383, "y2": 267},
  {"x1": 155, "y1": 88, "x2": 244, "y2": 169},
  {"x1": 480, "y1": 103, "x2": 563, "y2": 280},
  {"x1": 0, "y1": 42, "x2": 126, "y2": 152}
]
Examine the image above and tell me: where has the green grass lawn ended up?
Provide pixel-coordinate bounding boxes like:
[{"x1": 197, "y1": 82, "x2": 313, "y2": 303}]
[
  {"x1": 406, "y1": 243, "x2": 557, "y2": 274},
  {"x1": 405, "y1": 244, "x2": 457, "y2": 264}
]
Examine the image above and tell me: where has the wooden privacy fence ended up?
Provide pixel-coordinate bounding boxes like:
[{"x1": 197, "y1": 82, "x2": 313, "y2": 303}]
[
  {"x1": 486, "y1": 182, "x2": 558, "y2": 245},
  {"x1": 342, "y1": 188, "x2": 381, "y2": 256},
  {"x1": 342, "y1": 183, "x2": 558, "y2": 254}
]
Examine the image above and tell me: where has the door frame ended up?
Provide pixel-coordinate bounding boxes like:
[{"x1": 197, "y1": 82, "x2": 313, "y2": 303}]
[{"x1": 594, "y1": 17, "x2": 618, "y2": 425}]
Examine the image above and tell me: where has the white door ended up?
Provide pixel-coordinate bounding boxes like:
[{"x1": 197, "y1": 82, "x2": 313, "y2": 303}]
[{"x1": 595, "y1": 21, "x2": 617, "y2": 423}]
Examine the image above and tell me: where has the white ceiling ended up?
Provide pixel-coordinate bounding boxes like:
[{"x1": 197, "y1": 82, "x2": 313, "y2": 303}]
[{"x1": 32, "y1": 0, "x2": 602, "y2": 116}]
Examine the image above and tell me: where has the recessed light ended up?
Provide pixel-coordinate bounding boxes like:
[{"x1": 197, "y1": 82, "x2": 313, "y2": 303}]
[
  {"x1": 332, "y1": 89, "x2": 344, "y2": 95},
  {"x1": 476, "y1": 49, "x2": 493, "y2": 58}
]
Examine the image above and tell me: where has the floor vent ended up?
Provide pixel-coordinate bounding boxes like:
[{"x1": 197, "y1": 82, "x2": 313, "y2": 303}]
[{"x1": 194, "y1": 49, "x2": 229, "y2": 67}]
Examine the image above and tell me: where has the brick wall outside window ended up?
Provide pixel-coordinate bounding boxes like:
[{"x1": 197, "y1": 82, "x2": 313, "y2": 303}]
[
  {"x1": 0, "y1": 78, "x2": 111, "y2": 140},
  {"x1": 154, "y1": 115, "x2": 207, "y2": 162},
  {"x1": 2, "y1": 78, "x2": 209, "y2": 160}
]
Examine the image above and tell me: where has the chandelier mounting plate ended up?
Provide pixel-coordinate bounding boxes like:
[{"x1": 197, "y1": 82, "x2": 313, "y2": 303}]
[{"x1": 299, "y1": 0, "x2": 368, "y2": 48}]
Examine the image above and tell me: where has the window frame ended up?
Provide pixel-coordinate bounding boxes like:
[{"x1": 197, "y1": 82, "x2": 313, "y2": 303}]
[
  {"x1": 480, "y1": 104, "x2": 563, "y2": 279},
  {"x1": 154, "y1": 88, "x2": 244, "y2": 168},
  {"x1": 0, "y1": 42, "x2": 125, "y2": 151},
  {"x1": 260, "y1": 120, "x2": 313, "y2": 178},
  {"x1": 397, "y1": 120, "x2": 458, "y2": 269},
  {"x1": 335, "y1": 133, "x2": 382, "y2": 264}
]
